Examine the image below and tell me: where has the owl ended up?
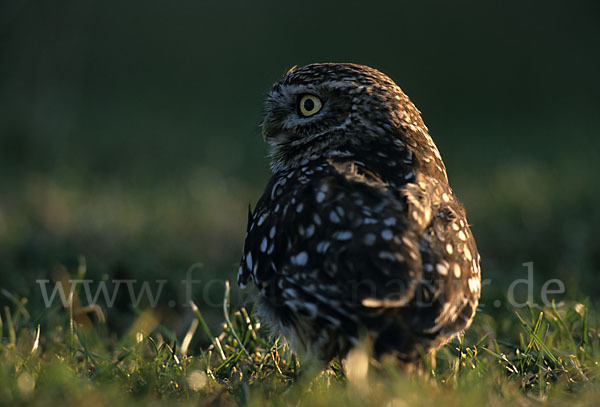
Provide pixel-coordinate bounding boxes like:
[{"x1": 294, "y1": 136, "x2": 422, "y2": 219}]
[{"x1": 238, "y1": 63, "x2": 481, "y2": 369}]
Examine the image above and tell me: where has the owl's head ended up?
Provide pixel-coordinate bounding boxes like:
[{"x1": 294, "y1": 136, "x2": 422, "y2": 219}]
[{"x1": 262, "y1": 63, "x2": 427, "y2": 173}]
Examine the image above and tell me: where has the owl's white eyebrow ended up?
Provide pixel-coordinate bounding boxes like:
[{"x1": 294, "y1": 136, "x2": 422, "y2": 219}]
[
  {"x1": 282, "y1": 79, "x2": 359, "y2": 90},
  {"x1": 278, "y1": 84, "x2": 319, "y2": 95},
  {"x1": 277, "y1": 80, "x2": 362, "y2": 97}
]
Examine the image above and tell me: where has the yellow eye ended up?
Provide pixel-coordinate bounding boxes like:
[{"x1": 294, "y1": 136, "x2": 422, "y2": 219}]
[{"x1": 298, "y1": 94, "x2": 322, "y2": 117}]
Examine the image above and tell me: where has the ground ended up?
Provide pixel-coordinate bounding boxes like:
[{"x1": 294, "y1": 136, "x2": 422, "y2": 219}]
[{"x1": 0, "y1": 281, "x2": 598, "y2": 406}]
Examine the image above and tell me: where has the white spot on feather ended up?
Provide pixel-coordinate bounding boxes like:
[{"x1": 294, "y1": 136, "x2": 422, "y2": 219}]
[
  {"x1": 329, "y1": 211, "x2": 341, "y2": 223},
  {"x1": 383, "y1": 217, "x2": 396, "y2": 226},
  {"x1": 291, "y1": 251, "x2": 308, "y2": 266},
  {"x1": 436, "y1": 263, "x2": 448, "y2": 275},
  {"x1": 257, "y1": 214, "x2": 267, "y2": 226},
  {"x1": 317, "y1": 241, "x2": 330, "y2": 253},
  {"x1": 381, "y1": 229, "x2": 393, "y2": 241},
  {"x1": 245, "y1": 252, "x2": 253, "y2": 270},
  {"x1": 468, "y1": 277, "x2": 480, "y2": 293},
  {"x1": 453, "y1": 263, "x2": 461, "y2": 278},
  {"x1": 464, "y1": 247, "x2": 472, "y2": 261},
  {"x1": 333, "y1": 230, "x2": 353, "y2": 240}
]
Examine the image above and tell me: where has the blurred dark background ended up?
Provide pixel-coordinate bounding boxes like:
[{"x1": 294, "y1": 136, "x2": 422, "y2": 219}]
[{"x1": 1, "y1": 0, "x2": 599, "y2": 333}]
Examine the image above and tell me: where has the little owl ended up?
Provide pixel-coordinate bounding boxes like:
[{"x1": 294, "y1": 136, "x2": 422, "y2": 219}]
[{"x1": 238, "y1": 63, "x2": 481, "y2": 369}]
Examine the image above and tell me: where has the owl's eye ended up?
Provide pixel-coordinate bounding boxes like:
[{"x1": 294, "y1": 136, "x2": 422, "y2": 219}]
[{"x1": 298, "y1": 94, "x2": 323, "y2": 117}]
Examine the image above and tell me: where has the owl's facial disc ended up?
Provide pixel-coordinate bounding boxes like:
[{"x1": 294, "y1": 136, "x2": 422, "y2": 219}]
[{"x1": 261, "y1": 83, "x2": 352, "y2": 148}]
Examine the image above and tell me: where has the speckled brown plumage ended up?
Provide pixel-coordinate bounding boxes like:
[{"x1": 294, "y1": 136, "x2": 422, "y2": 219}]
[{"x1": 238, "y1": 63, "x2": 481, "y2": 367}]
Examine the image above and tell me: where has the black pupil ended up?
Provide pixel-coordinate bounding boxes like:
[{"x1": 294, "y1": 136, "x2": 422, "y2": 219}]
[{"x1": 303, "y1": 98, "x2": 315, "y2": 112}]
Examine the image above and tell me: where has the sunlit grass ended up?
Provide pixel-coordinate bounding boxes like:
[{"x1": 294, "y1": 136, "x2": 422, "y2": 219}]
[{"x1": 1, "y1": 275, "x2": 598, "y2": 407}]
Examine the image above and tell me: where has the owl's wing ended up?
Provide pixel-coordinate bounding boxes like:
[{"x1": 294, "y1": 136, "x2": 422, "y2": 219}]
[
  {"x1": 239, "y1": 159, "x2": 426, "y2": 333},
  {"x1": 414, "y1": 193, "x2": 481, "y2": 337}
]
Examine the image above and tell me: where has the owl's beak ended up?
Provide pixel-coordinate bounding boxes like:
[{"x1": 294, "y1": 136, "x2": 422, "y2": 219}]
[
  {"x1": 261, "y1": 124, "x2": 267, "y2": 141},
  {"x1": 260, "y1": 122, "x2": 273, "y2": 141}
]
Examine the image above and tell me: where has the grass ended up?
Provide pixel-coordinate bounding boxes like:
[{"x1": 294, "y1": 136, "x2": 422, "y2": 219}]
[{"x1": 1, "y1": 269, "x2": 598, "y2": 407}]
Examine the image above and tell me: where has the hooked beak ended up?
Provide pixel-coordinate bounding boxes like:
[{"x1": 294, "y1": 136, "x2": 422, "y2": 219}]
[{"x1": 261, "y1": 123, "x2": 267, "y2": 141}]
